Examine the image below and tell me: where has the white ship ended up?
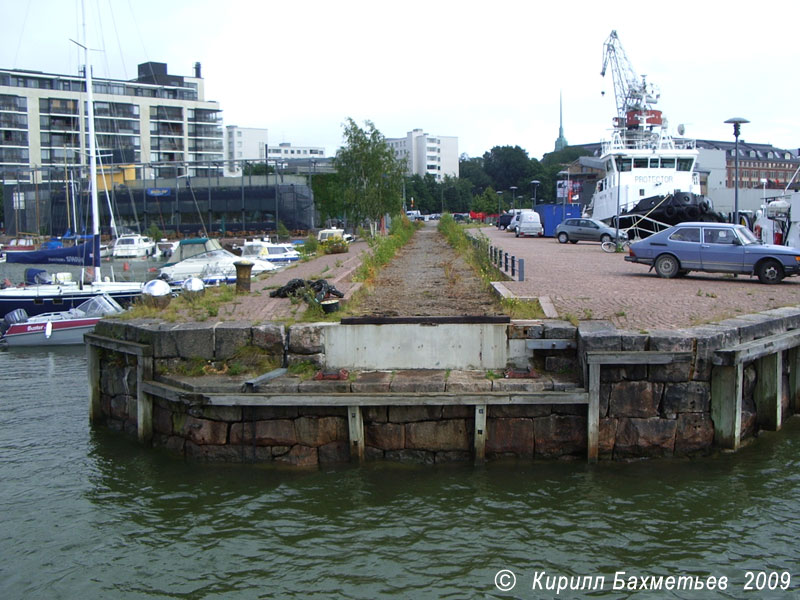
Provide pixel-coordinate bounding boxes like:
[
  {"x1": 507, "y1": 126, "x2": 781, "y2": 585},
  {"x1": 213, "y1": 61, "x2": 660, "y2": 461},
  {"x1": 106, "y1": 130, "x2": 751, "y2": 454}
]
[{"x1": 587, "y1": 31, "x2": 720, "y2": 228}]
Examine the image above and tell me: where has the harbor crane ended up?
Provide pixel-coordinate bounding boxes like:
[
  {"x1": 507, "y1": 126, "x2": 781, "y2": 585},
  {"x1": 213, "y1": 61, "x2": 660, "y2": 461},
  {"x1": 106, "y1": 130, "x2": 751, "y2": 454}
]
[{"x1": 600, "y1": 30, "x2": 661, "y2": 129}]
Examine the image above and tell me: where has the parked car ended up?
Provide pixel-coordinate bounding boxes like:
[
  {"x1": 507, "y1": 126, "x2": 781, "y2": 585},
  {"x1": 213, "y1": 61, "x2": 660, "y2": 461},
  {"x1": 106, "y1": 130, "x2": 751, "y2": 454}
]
[
  {"x1": 496, "y1": 213, "x2": 514, "y2": 230},
  {"x1": 515, "y1": 211, "x2": 544, "y2": 237},
  {"x1": 624, "y1": 222, "x2": 800, "y2": 284},
  {"x1": 555, "y1": 218, "x2": 626, "y2": 244}
]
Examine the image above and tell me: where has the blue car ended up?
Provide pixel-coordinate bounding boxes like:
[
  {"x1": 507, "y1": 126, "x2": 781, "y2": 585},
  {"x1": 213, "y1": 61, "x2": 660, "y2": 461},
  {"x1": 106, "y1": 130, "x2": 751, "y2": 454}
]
[{"x1": 624, "y1": 222, "x2": 800, "y2": 284}]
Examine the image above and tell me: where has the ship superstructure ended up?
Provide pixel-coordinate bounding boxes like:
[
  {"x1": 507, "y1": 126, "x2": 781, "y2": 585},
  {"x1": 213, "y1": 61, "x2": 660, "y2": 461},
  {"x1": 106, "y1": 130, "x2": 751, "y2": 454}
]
[{"x1": 588, "y1": 31, "x2": 717, "y2": 226}]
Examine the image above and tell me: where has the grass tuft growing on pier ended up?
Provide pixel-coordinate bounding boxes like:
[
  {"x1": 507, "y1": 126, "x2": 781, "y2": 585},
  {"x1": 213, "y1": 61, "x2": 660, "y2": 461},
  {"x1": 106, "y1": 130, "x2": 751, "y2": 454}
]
[{"x1": 438, "y1": 214, "x2": 545, "y2": 320}]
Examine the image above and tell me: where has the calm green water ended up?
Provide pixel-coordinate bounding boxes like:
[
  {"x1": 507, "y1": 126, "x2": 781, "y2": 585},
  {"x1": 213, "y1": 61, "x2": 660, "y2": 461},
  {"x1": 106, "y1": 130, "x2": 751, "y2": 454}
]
[{"x1": 1, "y1": 347, "x2": 799, "y2": 599}]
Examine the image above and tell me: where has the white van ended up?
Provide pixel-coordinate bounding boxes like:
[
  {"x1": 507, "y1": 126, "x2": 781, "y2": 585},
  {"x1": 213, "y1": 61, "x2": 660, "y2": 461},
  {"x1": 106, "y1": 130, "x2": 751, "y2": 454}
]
[
  {"x1": 317, "y1": 228, "x2": 354, "y2": 243},
  {"x1": 506, "y1": 209, "x2": 526, "y2": 232},
  {"x1": 515, "y1": 211, "x2": 543, "y2": 237}
]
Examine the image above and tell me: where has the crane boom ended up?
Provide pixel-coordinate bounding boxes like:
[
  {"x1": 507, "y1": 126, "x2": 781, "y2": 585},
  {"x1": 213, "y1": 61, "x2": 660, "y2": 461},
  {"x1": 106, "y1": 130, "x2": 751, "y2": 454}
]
[{"x1": 601, "y1": 30, "x2": 660, "y2": 128}]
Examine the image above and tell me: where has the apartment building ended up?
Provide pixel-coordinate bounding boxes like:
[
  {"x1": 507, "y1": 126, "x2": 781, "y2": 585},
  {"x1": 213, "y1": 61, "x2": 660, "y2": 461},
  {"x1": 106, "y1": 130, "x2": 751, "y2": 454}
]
[
  {"x1": 0, "y1": 61, "x2": 223, "y2": 183},
  {"x1": 387, "y1": 128, "x2": 458, "y2": 181},
  {"x1": 223, "y1": 128, "x2": 326, "y2": 177}
]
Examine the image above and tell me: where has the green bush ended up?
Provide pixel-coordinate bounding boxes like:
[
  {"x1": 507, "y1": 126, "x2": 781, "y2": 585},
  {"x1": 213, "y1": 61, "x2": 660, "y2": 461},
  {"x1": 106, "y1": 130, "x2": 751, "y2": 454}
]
[
  {"x1": 302, "y1": 233, "x2": 319, "y2": 255},
  {"x1": 276, "y1": 221, "x2": 290, "y2": 241},
  {"x1": 321, "y1": 238, "x2": 349, "y2": 254}
]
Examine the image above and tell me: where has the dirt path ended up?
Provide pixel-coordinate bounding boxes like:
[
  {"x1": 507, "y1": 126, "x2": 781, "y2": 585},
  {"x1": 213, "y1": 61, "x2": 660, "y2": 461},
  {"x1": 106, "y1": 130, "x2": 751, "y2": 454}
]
[{"x1": 351, "y1": 222, "x2": 501, "y2": 317}]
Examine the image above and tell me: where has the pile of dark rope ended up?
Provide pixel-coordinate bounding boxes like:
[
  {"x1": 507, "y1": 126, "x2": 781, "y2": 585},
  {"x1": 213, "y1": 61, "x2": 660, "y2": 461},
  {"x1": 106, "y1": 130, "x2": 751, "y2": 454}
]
[{"x1": 269, "y1": 278, "x2": 344, "y2": 303}]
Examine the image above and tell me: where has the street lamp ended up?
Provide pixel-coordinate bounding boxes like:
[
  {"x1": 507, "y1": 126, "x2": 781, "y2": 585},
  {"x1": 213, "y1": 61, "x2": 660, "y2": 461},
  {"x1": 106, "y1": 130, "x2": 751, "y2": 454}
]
[
  {"x1": 724, "y1": 117, "x2": 749, "y2": 225},
  {"x1": 509, "y1": 185, "x2": 518, "y2": 211},
  {"x1": 530, "y1": 180, "x2": 540, "y2": 208},
  {"x1": 558, "y1": 170, "x2": 570, "y2": 221}
]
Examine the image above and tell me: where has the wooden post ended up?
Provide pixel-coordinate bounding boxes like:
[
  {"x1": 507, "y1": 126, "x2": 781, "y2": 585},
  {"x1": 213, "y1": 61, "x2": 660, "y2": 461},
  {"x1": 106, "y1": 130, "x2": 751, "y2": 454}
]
[
  {"x1": 137, "y1": 356, "x2": 154, "y2": 444},
  {"x1": 789, "y1": 347, "x2": 800, "y2": 413},
  {"x1": 711, "y1": 363, "x2": 743, "y2": 450},
  {"x1": 755, "y1": 352, "x2": 782, "y2": 431},
  {"x1": 87, "y1": 341, "x2": 101, "y2": 424},
  {"x1": 347, "y1": 405, "x2": 364, "y2": 462},
  {"x1": 587, "y1": 363, "x2": 600, "y2": 462},
  {"x1": 474, "y1": 404, "x2": 487, "y2": 463}
]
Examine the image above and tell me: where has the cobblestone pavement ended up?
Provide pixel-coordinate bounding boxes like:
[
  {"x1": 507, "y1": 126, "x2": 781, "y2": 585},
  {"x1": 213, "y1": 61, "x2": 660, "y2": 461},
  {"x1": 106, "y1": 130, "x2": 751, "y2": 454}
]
[{"x1": 479, "y1": 225, "x2": 800, "y2": 331}]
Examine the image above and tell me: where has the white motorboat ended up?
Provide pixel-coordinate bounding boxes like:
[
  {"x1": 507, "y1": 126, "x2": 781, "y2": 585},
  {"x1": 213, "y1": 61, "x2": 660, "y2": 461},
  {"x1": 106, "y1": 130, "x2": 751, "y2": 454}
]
[
  {"x1": 0, "y1": 294, "x2": 124, "y2": 346},
  {"x1": 159, "y1": 238, "x2": 278, "y2": 284},
  {"x1": 239, "y1": 239, "x2": 301, "y2": 265},
  {"x1": 112, "y1": 234, "x2": 157, "y2": 259}
]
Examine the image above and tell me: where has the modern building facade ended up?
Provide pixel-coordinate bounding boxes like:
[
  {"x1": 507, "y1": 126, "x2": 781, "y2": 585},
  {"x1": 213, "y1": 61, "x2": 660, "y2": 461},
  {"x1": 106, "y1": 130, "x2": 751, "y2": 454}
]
[
  {"x1": 0, "y1": 61, "x2": 224, "y2": 184},
  {"x1": 225, "y1": 125, "x2": 268, "y2": 175},
  {"x1": 387, "y1": 129, "x2": 458, "y2": 181}
]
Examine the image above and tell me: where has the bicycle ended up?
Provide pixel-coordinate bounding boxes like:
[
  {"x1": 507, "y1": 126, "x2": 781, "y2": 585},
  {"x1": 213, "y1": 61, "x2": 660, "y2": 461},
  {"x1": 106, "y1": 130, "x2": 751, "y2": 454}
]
[{"x1": 601, "y1": 239, "x2": 631, "y2": 253}]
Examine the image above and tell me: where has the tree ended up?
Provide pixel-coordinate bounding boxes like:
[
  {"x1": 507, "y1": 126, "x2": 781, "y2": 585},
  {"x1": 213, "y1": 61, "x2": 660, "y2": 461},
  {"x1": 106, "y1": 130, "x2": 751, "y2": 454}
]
[
  {"x1": 470, "y1": 186, "x2": 502, "y2": 215},
  {"x1": 311, "y1": 172, "x2": 346, "y2": 227},
  {"x1": 459, "y1": 155, "x2": 493, "y2": 194},
  {"x1": 242, "y1": 162, "x2": 273, "y2": 176},
  {"x1": 334, "y1": 118, "x2": 406, "y2": 235},
  {"x1": 483, "y1": 146, "x2": 534, "y2": 191}
]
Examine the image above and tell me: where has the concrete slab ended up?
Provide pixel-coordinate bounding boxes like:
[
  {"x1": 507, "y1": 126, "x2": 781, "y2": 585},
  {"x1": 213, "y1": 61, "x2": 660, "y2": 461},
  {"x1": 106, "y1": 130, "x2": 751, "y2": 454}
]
[
  {"x1": 492, "y1": 377, "x2": 553, "y2": 392},
  {"x1": 390, "y1": 369, "x2": 447, "y2": 393},
  {"x1": 351, "y1": 371, "x2": 393, "y2": 393},
  {"x1": 446, "y1": 370, "x2": 492, "y2": 393}
]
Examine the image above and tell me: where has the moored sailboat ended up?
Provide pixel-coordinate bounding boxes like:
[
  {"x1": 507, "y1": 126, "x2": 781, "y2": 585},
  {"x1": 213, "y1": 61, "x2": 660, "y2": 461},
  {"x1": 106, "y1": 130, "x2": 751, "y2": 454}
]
[{"x1": 0, "y1": 6, "x2": 143, "y2": 316}]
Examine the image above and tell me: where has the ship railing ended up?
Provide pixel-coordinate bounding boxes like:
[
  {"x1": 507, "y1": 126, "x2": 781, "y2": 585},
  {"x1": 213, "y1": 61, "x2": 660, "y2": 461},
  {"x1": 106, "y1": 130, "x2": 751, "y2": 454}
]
[{"x1": 615, "y1": 212, "x2": 672, "y2": 241}]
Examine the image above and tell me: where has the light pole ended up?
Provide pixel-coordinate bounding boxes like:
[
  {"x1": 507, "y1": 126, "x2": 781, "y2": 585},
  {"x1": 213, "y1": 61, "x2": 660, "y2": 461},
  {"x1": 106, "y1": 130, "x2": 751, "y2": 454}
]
[
  {"x1": 497, "y1": 191, "x2": 503, "y2": 215},
  {"x1": 760, "y1": 177, "x2": 767, "y2": 201},
  {"x1": 558, "y1": 170, "x2": 569, "y2": 221},
  {"x1": 509, "y1": 185, "x2": 517, "y2": 211},
  {"x1": 530, "y1": 180, "x2": 540, "y2": 209},
  {"x1": 724, "y1": 117, "x2": 749, "y2": 225}
]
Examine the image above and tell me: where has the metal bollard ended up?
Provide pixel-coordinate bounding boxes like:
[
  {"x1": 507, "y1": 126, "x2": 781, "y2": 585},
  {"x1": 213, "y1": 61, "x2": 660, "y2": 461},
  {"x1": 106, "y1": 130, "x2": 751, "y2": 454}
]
[
  {"x1": 234, "y1": 260, "x2": 253, "y2": 293},
  {"x1": 519, "y1": 258, "x2": 525, "y2": 282},
  {"x1": 511, "y1": 256, "x2": 516, "y2": 278},
  {"x1": 504, "y1": 252, "x2": 509, "y2": 272}
]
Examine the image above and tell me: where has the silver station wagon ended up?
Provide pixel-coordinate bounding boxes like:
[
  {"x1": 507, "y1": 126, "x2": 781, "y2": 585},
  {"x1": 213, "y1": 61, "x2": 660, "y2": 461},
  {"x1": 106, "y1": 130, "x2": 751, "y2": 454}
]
[{"x1": 624, "y1": 222, "x2": 800, "y2": 284}]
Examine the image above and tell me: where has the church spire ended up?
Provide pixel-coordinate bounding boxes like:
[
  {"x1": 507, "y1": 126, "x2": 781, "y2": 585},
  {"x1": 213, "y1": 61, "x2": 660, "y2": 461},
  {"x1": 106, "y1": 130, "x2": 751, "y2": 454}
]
[{"x1": 554, "y1": 91, "x2": 568, "y2": 152}]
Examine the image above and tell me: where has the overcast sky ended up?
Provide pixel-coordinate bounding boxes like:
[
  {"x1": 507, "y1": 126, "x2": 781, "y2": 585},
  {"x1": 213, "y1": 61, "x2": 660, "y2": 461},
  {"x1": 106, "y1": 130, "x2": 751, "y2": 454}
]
[{"x1": 3, "y1": 0, "x2": 799, "y2": 160}]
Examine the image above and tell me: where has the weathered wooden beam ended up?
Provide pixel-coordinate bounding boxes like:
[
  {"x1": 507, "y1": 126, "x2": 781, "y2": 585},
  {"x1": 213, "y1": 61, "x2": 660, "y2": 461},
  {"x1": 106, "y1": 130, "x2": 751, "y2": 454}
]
[
  {"x1": 137, "y1": 356, "x2": 154, "y2": 444},
  {"x1": 789, "y1": 347, "x2": 800, "y2": 413},
  {"x1": 243, "y1": 368, "x2": 288, "y2": 392},
  {"x1": 714, "y1": 329, "x2": 800, "y2": 366},
  {"x1": 526, "y1": 339, "x2": 577, "y2": 350},
  {"x1": 586, "y1": 351, "x2": 693, "y2": 365},
  {"x1": 587, "y1": 363, "x2": 600, "y2": 463},
  {"x1": 140, "y1": 380, "x2": 206, "y2": 404},
  {"x1": 85, "y1": 333, "x2": 152, "y2": 357},
  {"x1": 711, "y1": 363, "x2": 743, "y2": 450},
  {"x1": 340, "y1": 315, "x2": 510, "y2": 325},
  {"x1": 187, "y1": 390, "x2": 589, "y2": 407},
  {"x1": 474, "y1": 404, "x2": 487, "y2": 463},
  {"x1": 755, "y1": 352, "x2": 782, "y2": 431},
  {"x1": 87, "y1": 341, "x2": 101, "y2": 424},
  {"x1": 346, "y1": 405, "x2": 364, "y2": 462}
]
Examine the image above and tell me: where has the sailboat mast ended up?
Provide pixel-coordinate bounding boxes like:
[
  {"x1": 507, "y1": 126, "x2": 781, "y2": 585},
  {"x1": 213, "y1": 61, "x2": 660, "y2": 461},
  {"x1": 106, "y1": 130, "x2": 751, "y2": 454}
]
[{"x1": 82, "y1": 0, "x2": 101, "y2": 281}]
